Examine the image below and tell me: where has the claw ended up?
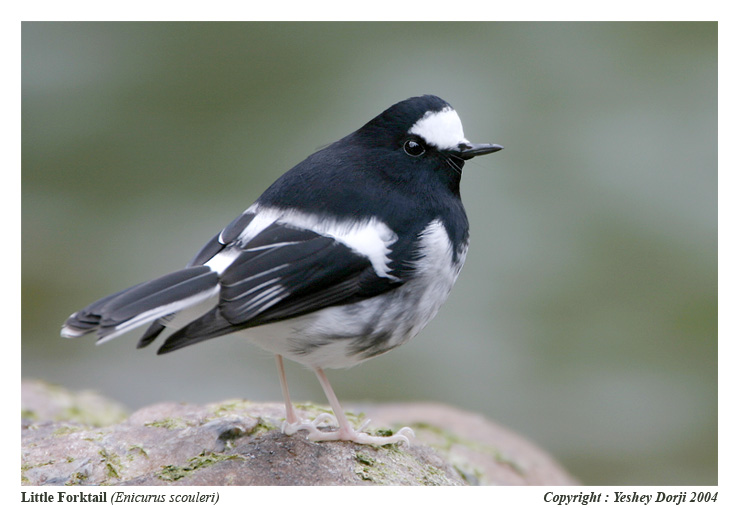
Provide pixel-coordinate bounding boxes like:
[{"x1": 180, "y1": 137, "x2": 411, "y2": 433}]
[
  {"x1": 357, "y1": 418, "x2": 371, "y2": 432},
  {"x1": 312, "y1": 412, "x2": 339, "y2": 427}
]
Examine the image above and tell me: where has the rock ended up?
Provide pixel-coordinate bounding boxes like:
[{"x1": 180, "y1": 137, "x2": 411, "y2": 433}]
[
  {"x1": 21, "y1": 378, "x2": 128, "y2": 427},
  {"x1": 21, "y1": 379, "x2": 577, "y2": 486}
]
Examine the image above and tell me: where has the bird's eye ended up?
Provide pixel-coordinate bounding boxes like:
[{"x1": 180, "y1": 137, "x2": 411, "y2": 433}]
[{"x1": 403, "y1": 139, "x2": 425, "y2": 157}]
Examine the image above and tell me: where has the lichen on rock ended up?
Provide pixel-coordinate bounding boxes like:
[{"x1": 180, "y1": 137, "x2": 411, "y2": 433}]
[{"x1": 21, "y1": 379, "x2": 576, "y2": 486}]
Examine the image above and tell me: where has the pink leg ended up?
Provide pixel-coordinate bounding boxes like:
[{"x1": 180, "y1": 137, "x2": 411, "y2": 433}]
[
  {"x1": 275, "y1": 357, "x2": 413, "y2": 446},
  {"x1": 275, "y1": 354, "x2": 299, "y2": 425},
  {"x1": 276, "y1": 355, "x2": 338, "y2": 435},
  {"x1": 309, "y1": 367, "x2": 414, "y2": 446},
  {"x1": 314, "y1": 367, "x2": 357, "y2": 440}
]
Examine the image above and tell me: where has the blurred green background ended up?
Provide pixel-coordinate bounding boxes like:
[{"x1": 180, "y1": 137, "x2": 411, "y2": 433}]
[{"x1": 22, "y1": 22, "x2": 717, "y2": 485}]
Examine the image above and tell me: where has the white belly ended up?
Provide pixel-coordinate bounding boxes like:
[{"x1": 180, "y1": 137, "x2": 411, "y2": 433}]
[{"x1": 243, "y1": 220, "x2": 467, "y2": 369}]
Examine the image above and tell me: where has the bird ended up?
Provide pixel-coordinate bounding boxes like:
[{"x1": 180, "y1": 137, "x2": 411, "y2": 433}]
[{"x1": 61, "y1": 94, "x2": 503, "y2": 446}]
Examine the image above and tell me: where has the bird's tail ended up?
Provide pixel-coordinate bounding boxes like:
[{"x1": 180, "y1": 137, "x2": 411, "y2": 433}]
[{"x1": 61, "y1": 266, "x2": 219, "y2": 345}]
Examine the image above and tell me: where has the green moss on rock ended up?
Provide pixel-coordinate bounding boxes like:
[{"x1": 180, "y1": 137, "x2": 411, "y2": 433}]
[{"x1": 157, "y1": 451, "x2": 242, "y2": 482}]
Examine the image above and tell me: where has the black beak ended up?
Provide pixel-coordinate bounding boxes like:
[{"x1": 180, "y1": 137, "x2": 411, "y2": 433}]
[{"x1": 456, "y1": 142, "x2": 503, "y2": 160}]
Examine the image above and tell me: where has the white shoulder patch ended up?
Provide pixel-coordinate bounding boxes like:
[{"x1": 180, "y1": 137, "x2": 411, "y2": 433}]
[
  {"x1": 234, "y1": 204, "x2": 399, "y2": 280},
  {"x1": 408, "y1": 106, "x2": 468, "y2": 150}
]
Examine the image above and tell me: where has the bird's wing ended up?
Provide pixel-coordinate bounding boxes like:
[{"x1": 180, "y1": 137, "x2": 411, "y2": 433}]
[{"x1": 154, "y1": 213, "x2": 405, "y2": 354}]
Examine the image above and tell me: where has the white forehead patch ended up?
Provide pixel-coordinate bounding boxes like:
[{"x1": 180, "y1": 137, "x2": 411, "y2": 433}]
[{"x1": 408, "y1": 106, "x2": 468, "y2": 150}]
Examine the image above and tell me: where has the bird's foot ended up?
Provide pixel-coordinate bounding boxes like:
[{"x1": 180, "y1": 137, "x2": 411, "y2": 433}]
[
  {"x1": 281, "y1": 412, "x2": 338, "y2": 435},
  {"x1": 306, "y1": 424, "x2": 415, "y2": 446},
  {"x1": 282, "y1": 414, "x2": 414, "y2": 446}
]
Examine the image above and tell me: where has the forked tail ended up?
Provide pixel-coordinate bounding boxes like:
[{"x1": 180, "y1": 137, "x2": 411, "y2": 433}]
[{"x1": 61, "y1": 266, "x2": 219, "y2": 344}]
